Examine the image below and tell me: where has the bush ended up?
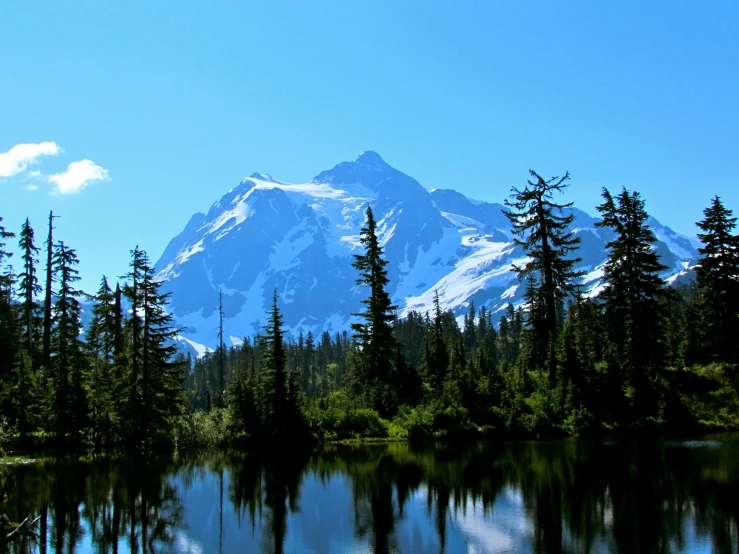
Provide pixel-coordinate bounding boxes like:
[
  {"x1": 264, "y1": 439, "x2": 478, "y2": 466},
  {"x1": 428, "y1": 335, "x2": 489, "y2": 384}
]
[{"x1": 172, "y1": 408, "x2": 232, "y2": 449}]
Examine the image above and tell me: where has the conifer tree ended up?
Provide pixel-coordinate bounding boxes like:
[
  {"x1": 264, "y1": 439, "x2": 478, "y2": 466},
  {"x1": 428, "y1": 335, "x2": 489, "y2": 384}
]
[
  {"x1": 503, "y1": 171, "x2": 584, "y2": 369},
  {"x1": 0, "y1": 217, "x2": 16, "y2": 383},
  {"x1": 228, "y1": 361, "x2": 260, "y2": 440},
  {"x1": 50, "y1": 242, "x2": 89, "y2": 445},
  {"x1": 595, "y1": 188, "x2": 667, "y2": 418},
  {"x1": 429, "y1": 290, "x2": 449, "y2": 389},
  {"x1": 259, "y1": 291, "x2": 303, "y2": 438},
  {"x1": 120, "y1": 247, "x2": 184, "y2": 447},
  {"x1": 695, "y1": 196, "x2": 739, "y2": 364},
  {"x1": 11, "y1": 346, "x2": 38, "y2": 441},
  {"x1": 351, "y1": 205, "x2": 398, "y2": 415},
  {"x1": 86, "y1": 276, "x2": 116, "y2": 446},
  {"x1": 17, "y1": 218, "x2": 42, "y2": 366}
]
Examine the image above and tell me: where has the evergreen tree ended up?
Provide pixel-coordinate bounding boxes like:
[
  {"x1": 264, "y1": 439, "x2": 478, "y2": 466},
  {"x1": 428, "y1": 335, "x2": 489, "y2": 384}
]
[
  {"x1": 259, "y1": 291, "x2": 303, "y2": 439},
  {"x1": 86, "y1": 276, "x2": 116, "y2": 447},
  {"x1": 0, "y1": 217, "x2": 16, "y2": 385},
  {"x1": 50, "y1": 242, "x2": 89, "y2": 445},
  {"x1": 120, "y1": 247, "x2": 184, "y2": 447},
  {"x1": 351, "y1": 205, "x2": 398, "y2": 416},
  {"x1": 503, "y1": 170, "x2": 584, "y2": 369},
  {"x1": 17, "y1": 218, "x2": 42, "y2": 366},
  {"x1": 11, "y1": 346, "x2": 38, "y2": 441},
  {"x1": 228, "y1": 361, "x2": 260, "y2": 440},
  {"x1": 595, "y1": 188, "x2": 667, "y2": 420},
  {"x1": 695, "y1": 196, "x2": 739, "y2": 364},
  {"x1": 428, "y1": 290, "x2": 449, "y2": 389}
]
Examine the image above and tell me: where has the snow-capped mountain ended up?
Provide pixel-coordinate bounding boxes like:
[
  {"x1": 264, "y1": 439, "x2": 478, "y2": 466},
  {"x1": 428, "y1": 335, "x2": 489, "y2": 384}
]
[{"x1": 154, "y1": 151, "x2": 700, "y2": 354}]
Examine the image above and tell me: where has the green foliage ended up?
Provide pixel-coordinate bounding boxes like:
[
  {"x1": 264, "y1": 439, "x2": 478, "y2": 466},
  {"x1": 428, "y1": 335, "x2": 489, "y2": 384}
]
[
  {"x1": 2, "y1": 190, "x2": 739, "y2": 452},
  {"x1": 351, "y1": 205, "x2": 398, "y2": 417},
  {"x1": 172, "y1": 408, "x2": 232, "y2": 449}
]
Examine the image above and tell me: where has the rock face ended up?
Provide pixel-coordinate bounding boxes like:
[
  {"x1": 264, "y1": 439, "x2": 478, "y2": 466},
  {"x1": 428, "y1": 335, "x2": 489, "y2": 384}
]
[{"x1": 154, "y1": 151, "x2": 700, "y2": 354}]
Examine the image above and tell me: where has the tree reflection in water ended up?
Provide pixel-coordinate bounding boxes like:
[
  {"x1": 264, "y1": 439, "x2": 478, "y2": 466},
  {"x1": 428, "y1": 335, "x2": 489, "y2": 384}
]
[{"x1": 1, "y1": 436, "x2": 738, "y2": 553}]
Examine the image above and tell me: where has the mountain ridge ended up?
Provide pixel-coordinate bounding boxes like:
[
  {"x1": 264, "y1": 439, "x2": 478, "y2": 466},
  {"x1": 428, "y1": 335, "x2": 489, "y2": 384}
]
[{"x1": 154, "y1": 152, "x2": 700, "y2": 355}]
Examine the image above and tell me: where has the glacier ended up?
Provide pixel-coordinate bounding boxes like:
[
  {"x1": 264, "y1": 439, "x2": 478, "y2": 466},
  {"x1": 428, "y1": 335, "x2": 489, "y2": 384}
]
[{"x1": 154, "y1": 151, "x2": 700, "y2": 353}]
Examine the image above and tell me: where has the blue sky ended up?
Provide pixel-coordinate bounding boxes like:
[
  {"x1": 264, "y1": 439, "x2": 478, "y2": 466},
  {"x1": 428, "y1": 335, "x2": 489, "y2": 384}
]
[{"x1": 1, "y1": 1, "x2": 738, "y2": 293}]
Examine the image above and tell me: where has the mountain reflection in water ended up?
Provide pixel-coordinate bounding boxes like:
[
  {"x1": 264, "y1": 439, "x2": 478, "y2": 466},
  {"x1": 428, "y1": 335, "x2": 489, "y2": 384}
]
[{"x1": 2, "y1": 436, "x2": 738, "y2": 553}]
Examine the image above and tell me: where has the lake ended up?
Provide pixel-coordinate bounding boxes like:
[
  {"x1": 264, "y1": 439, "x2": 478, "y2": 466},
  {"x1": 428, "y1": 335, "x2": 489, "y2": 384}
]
[{"x1": 2, "y1": 436, "x2": 738, "y2": 553}]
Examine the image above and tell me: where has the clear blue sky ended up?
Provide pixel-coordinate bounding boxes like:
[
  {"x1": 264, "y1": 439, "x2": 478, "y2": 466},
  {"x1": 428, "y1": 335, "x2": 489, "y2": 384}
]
[{"x1": 2, "y1": 1, "x2": 738, "y2": 293}]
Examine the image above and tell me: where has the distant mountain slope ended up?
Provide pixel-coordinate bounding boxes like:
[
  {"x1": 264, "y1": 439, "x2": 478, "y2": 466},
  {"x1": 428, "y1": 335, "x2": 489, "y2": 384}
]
[{"x1": 154, "y1": 152, "x2": 700, "y2": 353}]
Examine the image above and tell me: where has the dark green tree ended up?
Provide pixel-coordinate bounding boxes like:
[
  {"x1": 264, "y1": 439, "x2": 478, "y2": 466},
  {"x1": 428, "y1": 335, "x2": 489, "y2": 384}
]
[
  {"x1": 695, "y1": 196, "x2": 739, "y2": 364},
  {"x1": 428, "y1": 290, "x2": 449, "y2": 389},
  {"x1": 228, "y1": 360, "x2": 260, "y2": 440},
  {"x1": 595, "y1": 188, "x2": 667, "y2": 420},
  {"x1": 17, "y1": 218, "x2": 42, "y2": 367},
  {"x1": 259, "y1": 291, "x2": 304, "y2": 439},
  {"x1": 120, "y1": 247, "x2": 184, "y2": 447},
  {"x1": 11, "y1": 346, "x2": 39, "y2": 441},
  {"x1": 0, "y1": 217, "x2": 16, "y2": 385},
  {"x1": 503, "y1": 171, "x2": 584, "y2": 370},
  {"x1": 50, "y1": 242, "x2": 89, "y2": 445},
  {"x1": 86, "y1": 276, "x2": 116, "y2": 446},
  {"x1": 351, "y1": 205, "x2": 398, "y2": 416}
]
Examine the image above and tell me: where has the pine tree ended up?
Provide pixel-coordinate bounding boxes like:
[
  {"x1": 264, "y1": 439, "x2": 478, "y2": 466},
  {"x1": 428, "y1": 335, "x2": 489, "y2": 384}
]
[
  {"x1": 595, "y1": 188, "x2": 667, "y2": 419},
  {"x1": 695, "y1": 196, "x2": 739, "y2": 364},
  {"x1": 429, "y1": 290, "x2": 449, "y2": 389},
  {"x1": 351, "y1": 205, "x2": 398, "y2": 415},
  {"x1": 11, "y1": 346, "x2": 38, "y2": 441},
  {"x1": 503, "y1": 170, "x2": 584, "y2": 370},
  {"x1": 17, "y1": 218, "x2": 42, "y2": 367},
  {"x1": 259, "y1": 291, "x2": 303, "y2": 439},
  {"x1": 228, "y1": 361, "x2": 260, "y2": 440},
  {"x1": 120, "y1": 247, "x2": 184, "y2": 447},
  {"x1": 0, "y1": 217, "x2": 16, "y2": 385},
  {"x1": 86, "y1": 276, "x2": 116, "y2": 446},
  {"x1": 50, "y1": 242, "x2": 89, "y2": 445}
]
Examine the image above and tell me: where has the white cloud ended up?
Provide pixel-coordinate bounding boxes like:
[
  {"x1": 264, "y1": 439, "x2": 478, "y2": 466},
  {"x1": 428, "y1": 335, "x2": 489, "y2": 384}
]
[
  {"x1": 0, "y1": 142, "x2": 61, "y2": 177},
  {"x1": 26, "y1": 184, "x2": 39, "y2": 191},
  {"x1": 48, "y1": 159, "x2": 109, "y2": 194},
  {"x1": 28, "y1": 170, "x2": 41, "y2": 177}
]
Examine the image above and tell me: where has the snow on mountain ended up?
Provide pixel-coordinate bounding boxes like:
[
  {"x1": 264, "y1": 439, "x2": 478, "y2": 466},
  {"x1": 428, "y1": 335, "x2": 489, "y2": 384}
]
[{"x1": 154, "y1": 152, "x2": 700, "y2": 352}]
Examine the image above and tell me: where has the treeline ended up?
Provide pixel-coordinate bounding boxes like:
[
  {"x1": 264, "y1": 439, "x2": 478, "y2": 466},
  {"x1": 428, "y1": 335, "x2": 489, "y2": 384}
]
[
  {"x1": 0, "y1": 214, "x2": 186, "y2": 449},
  {"x1": 1, "y1": 172, "x2": 738, "y2": 450}
]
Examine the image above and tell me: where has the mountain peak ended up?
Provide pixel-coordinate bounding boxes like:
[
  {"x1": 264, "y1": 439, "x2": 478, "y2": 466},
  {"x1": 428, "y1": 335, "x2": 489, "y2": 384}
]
[
  {"x1": 356, "y1": 150, "x2": 387, "y2": 167},
  {"x1": 248, "y1": 172, "x2": 279, "y2": 183}
]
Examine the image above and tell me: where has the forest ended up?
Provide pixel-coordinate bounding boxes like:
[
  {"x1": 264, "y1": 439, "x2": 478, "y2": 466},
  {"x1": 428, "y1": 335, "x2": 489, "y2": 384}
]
[{"x1": 1, "y1": 172, "x2": 738, "y2": 452}]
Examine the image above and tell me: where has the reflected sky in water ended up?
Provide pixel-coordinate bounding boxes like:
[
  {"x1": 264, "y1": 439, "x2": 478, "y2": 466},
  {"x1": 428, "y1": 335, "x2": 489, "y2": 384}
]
[{"x1": 2, "y1": 435, "x2": 738, "y2": 553}]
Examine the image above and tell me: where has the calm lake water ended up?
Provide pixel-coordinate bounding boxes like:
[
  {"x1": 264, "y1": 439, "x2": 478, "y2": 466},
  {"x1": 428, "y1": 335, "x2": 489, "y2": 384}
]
[{"x1": 2, "y1": 436, "x2": 738, "y2": 553}]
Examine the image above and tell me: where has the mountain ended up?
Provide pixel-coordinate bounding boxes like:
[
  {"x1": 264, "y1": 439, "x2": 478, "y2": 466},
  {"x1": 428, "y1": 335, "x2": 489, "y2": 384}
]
[{"x1": 154, "y1": 152, "x2": 700, "y2": 354}]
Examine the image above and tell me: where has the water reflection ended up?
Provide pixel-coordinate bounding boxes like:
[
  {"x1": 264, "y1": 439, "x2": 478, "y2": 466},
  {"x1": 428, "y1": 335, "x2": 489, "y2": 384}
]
[{"x1": 1, "y1": 436, "x2": 738, "y2": 553}]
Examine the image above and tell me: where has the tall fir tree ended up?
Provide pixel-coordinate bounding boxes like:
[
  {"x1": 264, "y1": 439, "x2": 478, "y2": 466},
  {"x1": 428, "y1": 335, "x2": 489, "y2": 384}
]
[
  {"x1": 120, "y1": 247, "x2": 184, "y2": 447},
  {"x1": 0, "y1": 216, "x2": 16, "y2": 386},
  {"x1": 86, "y1": 276, "x2": 116, "y2": 446},
  {"x1": 695, "y1": 196, "x2": 739, "y2": 364},
  {"x1": 17, "y1": 218, "x2": 42, "y2": 367},
  {"x1": 503, "y1": 170, "x2": 584, "y2": 371},
  {"x1": 351, "y1": 205, "x2": 398, "y2": 416},
  {"x1": 595, "y1": 188, "x2": 667, "y2": 420},
  {"x1": 428, "y1": 290, "x2": 449, "y2": 389},
  {"x1": 50, "y1": 242, "x2": 89, "y2": 445},
  {"x1": 259, "y1": 291, "x2": 303, "y2": 439},
  {"x1": 11, "y1": 346, "x2": 38, "y2": 441}
]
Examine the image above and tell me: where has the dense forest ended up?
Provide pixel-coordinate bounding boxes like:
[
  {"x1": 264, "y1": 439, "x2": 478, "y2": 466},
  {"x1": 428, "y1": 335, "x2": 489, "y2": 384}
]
[{"x1": 1, "y1": 174, "x2": 738, "y2": 452}]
